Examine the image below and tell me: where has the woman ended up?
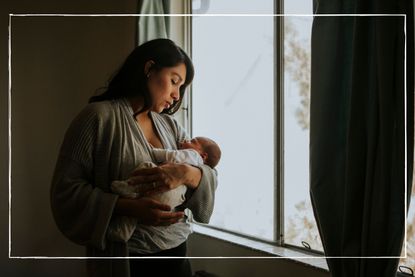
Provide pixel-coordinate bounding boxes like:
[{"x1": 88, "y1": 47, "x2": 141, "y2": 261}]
[{"x1": 50, "y1": 39, "x2": 217, "y2": 277}]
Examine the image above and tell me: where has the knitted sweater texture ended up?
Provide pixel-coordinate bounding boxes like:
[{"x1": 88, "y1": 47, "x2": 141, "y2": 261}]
[{"x1": 50, "y1": 98, "x2": 217, "y2": 277}]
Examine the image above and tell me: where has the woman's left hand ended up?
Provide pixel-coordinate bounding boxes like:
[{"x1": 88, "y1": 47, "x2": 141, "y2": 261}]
[{"x1": 128, "y1": 162, "x2": 202, "y2": 196}]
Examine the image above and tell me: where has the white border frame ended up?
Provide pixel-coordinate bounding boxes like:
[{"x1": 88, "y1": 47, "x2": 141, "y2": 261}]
[{"x1": 8, "y1": 13, "x2": 408, "y2": 260}]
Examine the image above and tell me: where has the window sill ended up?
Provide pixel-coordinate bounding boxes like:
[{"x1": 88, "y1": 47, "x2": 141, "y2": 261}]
[{"x1": 191, "y1": 223, "x2": 329, "y2": 272}]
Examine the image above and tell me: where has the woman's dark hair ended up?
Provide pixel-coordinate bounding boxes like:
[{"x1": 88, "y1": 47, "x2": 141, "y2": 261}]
[{"x1": 89, "y1": 38, "x2": 194, "y2": 115}]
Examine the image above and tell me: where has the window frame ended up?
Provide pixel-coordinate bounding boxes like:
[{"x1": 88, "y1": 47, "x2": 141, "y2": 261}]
[
  {"x1": 178, "y1": 0, "x2": 324, "y2": 256},
  {"x1": 174, "y1": 1, "x2": 414, "y2": 267}
]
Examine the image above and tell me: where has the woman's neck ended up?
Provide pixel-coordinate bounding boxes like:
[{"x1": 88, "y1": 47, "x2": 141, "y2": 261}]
[
  {"x1": 129, "y1": 97, "x2": 150, "y2": 120},
  {"x1": 129, "y1": 97, "x2": 163, "y2": 148}
]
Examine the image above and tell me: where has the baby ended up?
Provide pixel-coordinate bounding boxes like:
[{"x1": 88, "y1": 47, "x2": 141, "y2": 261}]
[{"x1": 108, "y1": 136, "x2": 221, "y2": 242}]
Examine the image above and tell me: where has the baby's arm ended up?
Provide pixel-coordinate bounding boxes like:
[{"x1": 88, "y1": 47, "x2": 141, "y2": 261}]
[{"x1": 152, "y1": 148, "x2": 204, "y2": 166}]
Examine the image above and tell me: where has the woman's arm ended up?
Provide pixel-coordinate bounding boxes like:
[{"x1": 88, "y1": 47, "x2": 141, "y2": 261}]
[
  {"x1": 182, "y1": 164, "x2": 217, "y2": 223},
  {"x1": 50, "y1": 105, "x2": 118, "y2": 251},
  {"x1": 127, "y1": 162, "x2": 216, "y2": 223},
  {"x1": 166, "y1": 114, "x2": 218, "y2": 223},
  {"x1": 127, "y1": 163, "x2": 199, "y2": 193},
  {"x1": 181, "y1": 164, "x2": 202, "y2": 189},
  {"x1": 51, "y1": 153, "x2": 119, "y2": 251}
]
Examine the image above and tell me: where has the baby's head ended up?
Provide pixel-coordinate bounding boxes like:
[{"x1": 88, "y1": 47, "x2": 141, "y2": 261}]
[{"x1": 178, "y1": 137, "x2": 221, "y2": 168}]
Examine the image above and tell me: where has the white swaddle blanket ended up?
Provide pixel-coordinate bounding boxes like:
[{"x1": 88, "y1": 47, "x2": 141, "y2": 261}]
[{"x1": 108, "y1": 148, "x2": 203, "y2": 242}]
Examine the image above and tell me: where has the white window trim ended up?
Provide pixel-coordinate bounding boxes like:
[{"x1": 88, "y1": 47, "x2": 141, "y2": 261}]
[
  {"x1": 170, "y1": 0, "x2": 193, "y2": 132},
  {"x1": 179, "y1": 0, "x2": 325, "y2": 261},
  {"x1": 192, "y1": 223, "x2": 329, "y2": 272}
]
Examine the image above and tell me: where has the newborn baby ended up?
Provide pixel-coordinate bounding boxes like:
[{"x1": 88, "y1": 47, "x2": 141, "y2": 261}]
[{"x1": 108, "y1": 136, "x2": 221, "y2": 242}]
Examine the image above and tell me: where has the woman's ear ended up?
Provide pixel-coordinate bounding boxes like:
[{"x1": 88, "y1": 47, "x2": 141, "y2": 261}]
[{"x1": 144, "y1": 60, "x2": 155, "y2": 76}]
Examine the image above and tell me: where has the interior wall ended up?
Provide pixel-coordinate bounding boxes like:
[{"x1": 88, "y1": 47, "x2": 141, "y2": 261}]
[
  {"x1": 11, "y1": 15, "x2": 139, "y2": 256},
  {"x1": 1, "y1": 1, "x2": 137, "y2": 276}
]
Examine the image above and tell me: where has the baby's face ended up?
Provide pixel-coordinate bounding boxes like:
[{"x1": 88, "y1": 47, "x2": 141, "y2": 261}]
[{"x1": 178, "y1": 137, "x2": 208, "y2": 154}]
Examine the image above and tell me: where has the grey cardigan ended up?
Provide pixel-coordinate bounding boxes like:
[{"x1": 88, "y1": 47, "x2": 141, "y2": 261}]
[{"x1": 50, "y1": 98, "x2": 217, "y2": 277}]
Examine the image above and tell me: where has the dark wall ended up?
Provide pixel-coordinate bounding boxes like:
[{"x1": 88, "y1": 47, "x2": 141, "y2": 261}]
[{"x1": 1, "y1": 1, "x2": 137, "y2": 276}]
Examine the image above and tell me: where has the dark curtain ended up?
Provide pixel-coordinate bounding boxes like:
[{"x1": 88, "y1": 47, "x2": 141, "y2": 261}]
[{"x1": 310, "y1": 1, "x2": 414, "y2": 276}]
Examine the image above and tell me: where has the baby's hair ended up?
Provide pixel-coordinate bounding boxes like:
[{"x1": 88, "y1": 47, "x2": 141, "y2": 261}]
[{"x1": 200, "y1": 138, "x2": 221, "y2": 168}]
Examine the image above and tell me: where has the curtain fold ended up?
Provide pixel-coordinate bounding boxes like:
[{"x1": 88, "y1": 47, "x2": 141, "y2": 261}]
[
  {"x1": 137, "y1": 0, "x2": 170, "y2": 45},
  {"x1": 310, "y1": 1, "x2": 414, "y2": 276}
]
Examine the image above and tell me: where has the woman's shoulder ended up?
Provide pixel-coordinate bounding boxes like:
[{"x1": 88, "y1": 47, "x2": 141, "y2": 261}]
[
  {"x1": 82, "y1": 100, "x2": 114, "y2": 115},
  {"x1": 76, "y1": 100, "x2": 121, "y2": 122},
  {"x1": 66, "y1": 100, "x2": 122, "y2": 134}
]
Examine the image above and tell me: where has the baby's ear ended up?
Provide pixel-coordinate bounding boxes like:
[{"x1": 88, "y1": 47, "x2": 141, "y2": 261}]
[{"x1": 201, "y1": 152, "x2": 208, "y2": 162}]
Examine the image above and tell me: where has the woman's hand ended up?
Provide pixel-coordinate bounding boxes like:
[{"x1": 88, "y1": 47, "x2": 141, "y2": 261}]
[
  {"x1": 128, "y1": 162, "x2": 202, "y2": 196},
  {"x1": 114, "y1": 197, "x2": 184, "y2": 226}
]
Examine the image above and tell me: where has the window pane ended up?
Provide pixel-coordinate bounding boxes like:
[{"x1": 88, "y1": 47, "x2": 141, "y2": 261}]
[
  {"x1": 191, "y1": 0, "x2": 274, "y2": 240},
  {"x1": 283, "y1": 13, "x2": 324, "y2": 251},
  {"x1": 192, "y1": 0, "x2": 272, "y2": 14},
  {"x1": 284, "y1": 1, "x2": 313, "y2": 14}
]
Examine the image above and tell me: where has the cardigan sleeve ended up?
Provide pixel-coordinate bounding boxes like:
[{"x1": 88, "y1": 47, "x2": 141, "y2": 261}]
[
  {"x1": 166, "y1": 115, "x2": 218, "y2": 223},
  {"x1": 184, "y1": 164, "x2": 218, "y2": 223},
  {"x1": 50, "y1": 104, "x2": 118, "y2": 251}
]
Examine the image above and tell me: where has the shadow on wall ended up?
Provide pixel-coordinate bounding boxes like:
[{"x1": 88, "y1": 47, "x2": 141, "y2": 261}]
[{"x1": 5, "y1": 11, "x2": 135, "y2": 267}]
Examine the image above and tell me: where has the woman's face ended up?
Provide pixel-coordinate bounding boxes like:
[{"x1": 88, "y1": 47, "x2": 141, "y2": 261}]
[{"x1": 146, "y1": 62, "x2": 186, "y2": 113}]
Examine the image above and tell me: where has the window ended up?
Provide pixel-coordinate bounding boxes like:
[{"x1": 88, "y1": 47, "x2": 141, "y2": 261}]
[
  {"x1": 191, "y1": 0, "x2": 275, "y2": 241},
  {"x1": 282, "y1": 9, "x2": 323, "y2": 251},
  {"x1": 189, "y1": 0, "x2": 323, "y2": 252},
  {"x1": 187, "y1": 2, "x2": 415, "y2": 271}
]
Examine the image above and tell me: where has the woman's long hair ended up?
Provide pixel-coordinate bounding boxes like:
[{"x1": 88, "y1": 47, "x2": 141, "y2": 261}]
[{"x1": 89, "y1": 38, "x2": 194, "y2": 115}]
